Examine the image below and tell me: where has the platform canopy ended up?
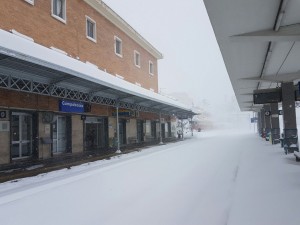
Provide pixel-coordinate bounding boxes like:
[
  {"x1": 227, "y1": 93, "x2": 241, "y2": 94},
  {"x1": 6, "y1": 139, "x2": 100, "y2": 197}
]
[
  {"x1": 0, "y1": 29, "x2": 195, "y2": 118},
  {"x1": 204, "y1": 0, "x2": 300, "y2": 111}
]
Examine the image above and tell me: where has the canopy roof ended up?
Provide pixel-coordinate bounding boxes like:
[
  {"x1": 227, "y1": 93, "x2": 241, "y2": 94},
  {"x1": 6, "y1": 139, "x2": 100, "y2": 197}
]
[
  {"x1": 204, "y1": 0, "x2": 300, "y2": 111},
  {"x1": 0, "y1": 29, "x2": 195, "y2": 118}
]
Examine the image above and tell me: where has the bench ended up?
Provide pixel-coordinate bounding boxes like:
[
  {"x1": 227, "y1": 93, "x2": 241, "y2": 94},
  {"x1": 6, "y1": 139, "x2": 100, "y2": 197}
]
[{"x1": 281, "y1": 137, "x2": 299, "y2": 154}]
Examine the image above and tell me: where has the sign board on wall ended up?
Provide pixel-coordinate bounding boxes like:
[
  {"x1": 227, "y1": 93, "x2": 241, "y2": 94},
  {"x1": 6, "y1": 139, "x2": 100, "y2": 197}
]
[
  {"x1": 112, "y1": 109, "x2": 134, "y2": 117},
  {"x1": 0, "y1": 111, "x2": 7, "y2": 119},
  {"x1": 0, "y1": 121, "x2": 9, "y2": 132},
  {"x1": 59, "y1": 100, "x2": 84, "y2": 113}
]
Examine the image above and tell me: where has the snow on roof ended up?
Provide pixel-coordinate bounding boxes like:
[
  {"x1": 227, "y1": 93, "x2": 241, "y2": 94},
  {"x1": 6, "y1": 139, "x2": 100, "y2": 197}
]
[{"x1": 0, "y1": 29, "x2": 192, "y2": 112}]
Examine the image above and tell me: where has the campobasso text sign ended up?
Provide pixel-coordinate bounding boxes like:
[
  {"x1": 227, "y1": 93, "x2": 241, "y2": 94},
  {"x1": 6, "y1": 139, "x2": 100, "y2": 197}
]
[{"x1": 59, "y1": 100, "x2": 84, "y2": 113}]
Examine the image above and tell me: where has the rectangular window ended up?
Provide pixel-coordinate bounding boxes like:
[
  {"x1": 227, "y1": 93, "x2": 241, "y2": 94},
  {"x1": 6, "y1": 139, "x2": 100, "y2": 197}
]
[
  {"x1": 52, "y1": 0, "x2": 66, "y2": 23},
  {"x1": 114, "y1": 36, "x2": 122, "y2": 57},
  {"x1": 24, "y1": 0, "x2": 34, "y2": 5},
  {"x1": 86, "y1": 16, "x2": 96, "y2": 42},
  {"x1": 134, "y1": 50, "x2": 140, "y2": 68},
  {"x1": 149, "y1": 61, "x2": 154, "y2": 75}
]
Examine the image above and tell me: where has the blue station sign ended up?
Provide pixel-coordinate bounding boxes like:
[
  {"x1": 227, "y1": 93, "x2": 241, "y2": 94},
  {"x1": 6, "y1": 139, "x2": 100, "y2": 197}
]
[{"x1": 59, "y1": 100, "x2": 84, "y2": 113}]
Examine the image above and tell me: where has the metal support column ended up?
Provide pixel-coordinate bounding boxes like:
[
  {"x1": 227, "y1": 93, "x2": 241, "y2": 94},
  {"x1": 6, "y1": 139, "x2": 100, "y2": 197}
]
[
  {"x1": 270, "y1": 103, "x2": 280, "y2": 144},
  {"x1": 159, "y1": 112, "x2": 163, "y2": 144},
  {"x1": 281, "y1": 82, "x2": 298, "y2": 153},
  {"x1": 260, "y1": 108, "x2": 266, "y2": 138},
  {"x1": 264, "y1": 104, "x2": 271, "y2": 140},
  {"x1": 181, "y1": 119, "x2": 184, "y2": 140},
  {"x1": 257, "y1": 111, "x2": 262, "y2": 136},
  {"x1": 116, "y1": 105, "x2": 121, "y2": 153}
]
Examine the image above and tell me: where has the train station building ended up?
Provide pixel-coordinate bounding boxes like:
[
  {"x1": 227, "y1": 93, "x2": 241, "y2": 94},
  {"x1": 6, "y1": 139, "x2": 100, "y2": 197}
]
[{"x1": 0, "y1": 0, "x2": 194, "y2": 165}]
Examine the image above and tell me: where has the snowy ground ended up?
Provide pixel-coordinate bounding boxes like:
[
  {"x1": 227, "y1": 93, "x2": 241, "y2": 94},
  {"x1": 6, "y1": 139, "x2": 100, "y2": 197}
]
[{"x1": 0, "y1": 130, "x2": 300, "y2": 225}]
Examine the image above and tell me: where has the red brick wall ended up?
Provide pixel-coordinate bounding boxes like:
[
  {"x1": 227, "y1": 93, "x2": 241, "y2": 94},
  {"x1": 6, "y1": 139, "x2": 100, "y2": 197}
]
[{"x1": 0, "y1": 0, "x2": 159, "y2": 92}]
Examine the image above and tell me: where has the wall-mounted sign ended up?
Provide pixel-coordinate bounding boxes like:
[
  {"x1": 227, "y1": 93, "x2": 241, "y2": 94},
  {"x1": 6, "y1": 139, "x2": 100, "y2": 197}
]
[
  {"x1": 253, "y1": 88, "x2": 282, "y2": 104},
  {"x1": 278, "y1": 110, "x2": 283, "y2": 115},
  {"x1": 0, "y1": 111, "x2": 6, "y2": 119},
  {"x1": 59, "y1": 100, "x2": 84, "y2": 113},
  {"x1": 0, "y1": 121, "x2": 9, "y2": 132},
  {"x1": 112, "y1": 109, "x2": 134, "y2": 117},
  {"x1": 42, "y1": 112, "x2": 54, "y2": 123},
  {"x1": 44, "y1": 124, "x2": 51, "y2": 135}
]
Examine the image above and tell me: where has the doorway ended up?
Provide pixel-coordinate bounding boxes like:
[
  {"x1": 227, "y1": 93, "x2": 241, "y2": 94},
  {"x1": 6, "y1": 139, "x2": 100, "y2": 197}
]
[
  {"x1": 52, "y1": 116, "x2": 67, "y2": 153},
  {"x1": 137, "y1": 120, "x2": 144, "y2": 143},
  {"x1": 151, "y1": 121, "x2": 157, "y2": 138},
  {"x1": 11, "y1": 112, "x2": 33, "y2": 159},
  {"x1": 161, "y1": 123, "x2": 166, "y2": 139},
  {"x1": 85, "y1": 117, "x2": 108, "y2": 150},
  {"x1": 118, "y1": 119, "x2": 127, "y2": 145}
]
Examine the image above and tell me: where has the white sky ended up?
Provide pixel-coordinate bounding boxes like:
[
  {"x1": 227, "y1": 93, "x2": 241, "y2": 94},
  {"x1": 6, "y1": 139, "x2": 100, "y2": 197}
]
[{"x1": 103, "y1": 0, "x2": 236, "y2": 106}]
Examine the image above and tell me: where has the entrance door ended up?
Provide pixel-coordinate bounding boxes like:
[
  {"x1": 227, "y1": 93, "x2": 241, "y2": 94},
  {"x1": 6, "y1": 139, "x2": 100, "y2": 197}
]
[
  {"x1": 161, "y1": 123, "x2": 166, "y2": 139},
  {"x1": 11, "y1": 113, "x2": 33, "y2": 159},
  {"x1": 151, "y1": 121, "x2": 157, "y2": 138},
  {"x1": 118, "y1": 120, "x2": 126, "y2": 145},
  {"x1": 137, "y1": 120, "x2": 144, "y2": 143},
  {"x1": 86, "y1": 123, "x2": 98, "y2": 149},
  {"x1": 167, "y1": 122, "x2": 172, "y2": 137},
  {"x1": 85, "y1": 117, "x2": 108, "y2": 150},
  {"x1": 52, "y1": 116, "x2": 66, "y2": 153}
]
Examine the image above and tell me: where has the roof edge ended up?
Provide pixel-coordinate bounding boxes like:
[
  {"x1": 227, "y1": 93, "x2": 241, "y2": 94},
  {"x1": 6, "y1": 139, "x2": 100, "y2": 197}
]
[{"x1": 84, "y1": 0, "x2": 163, "y2": 60}]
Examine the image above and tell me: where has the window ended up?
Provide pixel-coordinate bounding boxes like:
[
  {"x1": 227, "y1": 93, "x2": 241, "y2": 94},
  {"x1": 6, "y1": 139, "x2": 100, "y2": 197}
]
[
  {"x1": 24, "y1": 0, "x2": 34, "y2": 5},
  {"x1": 86, "y1": 16, "x2": 96, "y2": 42},
  {"x1": 134, "y1": 50, "x2": 140, "y2": 68},
  {"x1": 52, "y1": 0, "x2": 66, "y2": 23},
  {"x1": 149, "y1": 61, "x2": 154, "y2": 75},
  {"x1": 114, "y1": 36, "x2": 122, "y2": 57}
]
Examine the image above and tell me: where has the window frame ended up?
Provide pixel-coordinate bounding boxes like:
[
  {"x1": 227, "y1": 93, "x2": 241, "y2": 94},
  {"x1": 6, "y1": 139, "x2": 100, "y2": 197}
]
[
  {"x1": 114, "y1": 36, "x2": 123, "y2": 58},
  {"x1": 51, "y1": 0, "x2": 67, "y2": 24},
  {"x1": 24, "y1": 0, "x2": 34, "y2": 5},
  {"x1": 134, "y1": 50, "x2": 141, "y2": 68},
  {"x1": 86, "y1": 16, "x2": 97, "y2": 43},
  {"x1": 149, "y1": 60, "x2": 154, "y2": 75}
]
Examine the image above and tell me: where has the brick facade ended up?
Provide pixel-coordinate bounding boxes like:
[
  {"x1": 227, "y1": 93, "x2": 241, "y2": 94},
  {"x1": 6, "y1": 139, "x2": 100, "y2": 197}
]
[{"x1": 0, "y1": 0, "x2": 159, "y2": 92}]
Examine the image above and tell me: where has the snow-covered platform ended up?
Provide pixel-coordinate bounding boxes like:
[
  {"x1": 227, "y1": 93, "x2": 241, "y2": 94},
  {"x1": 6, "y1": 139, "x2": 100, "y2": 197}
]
[{"x1": 0, "y1": 130, "x2": 299, "y2": 225}]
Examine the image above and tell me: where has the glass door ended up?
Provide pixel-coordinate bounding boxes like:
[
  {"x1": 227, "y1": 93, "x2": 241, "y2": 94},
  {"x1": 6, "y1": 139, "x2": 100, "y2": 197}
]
[
  {"x1": 11, "y1": 113, "x2": 32, "y2": 159},
  {"x1": 118, "y1": 120, "x2": 126, "y2": 146},
  {"x1": 85, "y1": 123, "x2": 98, "y2": 149},
  {"x1": 52, "y1": 116, "x2": 66, "y2": 153},
  {"x1": 137, "y1": 120, "x2": 144, "y2": 143}
]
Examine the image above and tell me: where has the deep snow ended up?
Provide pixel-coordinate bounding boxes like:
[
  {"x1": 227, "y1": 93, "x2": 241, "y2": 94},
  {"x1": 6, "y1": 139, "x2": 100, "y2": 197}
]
[{"x1": 0, "y1": 130, "x2": 300, "y2": 225}]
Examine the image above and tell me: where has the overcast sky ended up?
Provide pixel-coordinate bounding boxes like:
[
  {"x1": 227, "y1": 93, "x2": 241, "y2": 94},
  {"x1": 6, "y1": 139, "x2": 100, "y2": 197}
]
[{"x1": 103, "y1": 0, "x2": 236, "y2": 108}]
